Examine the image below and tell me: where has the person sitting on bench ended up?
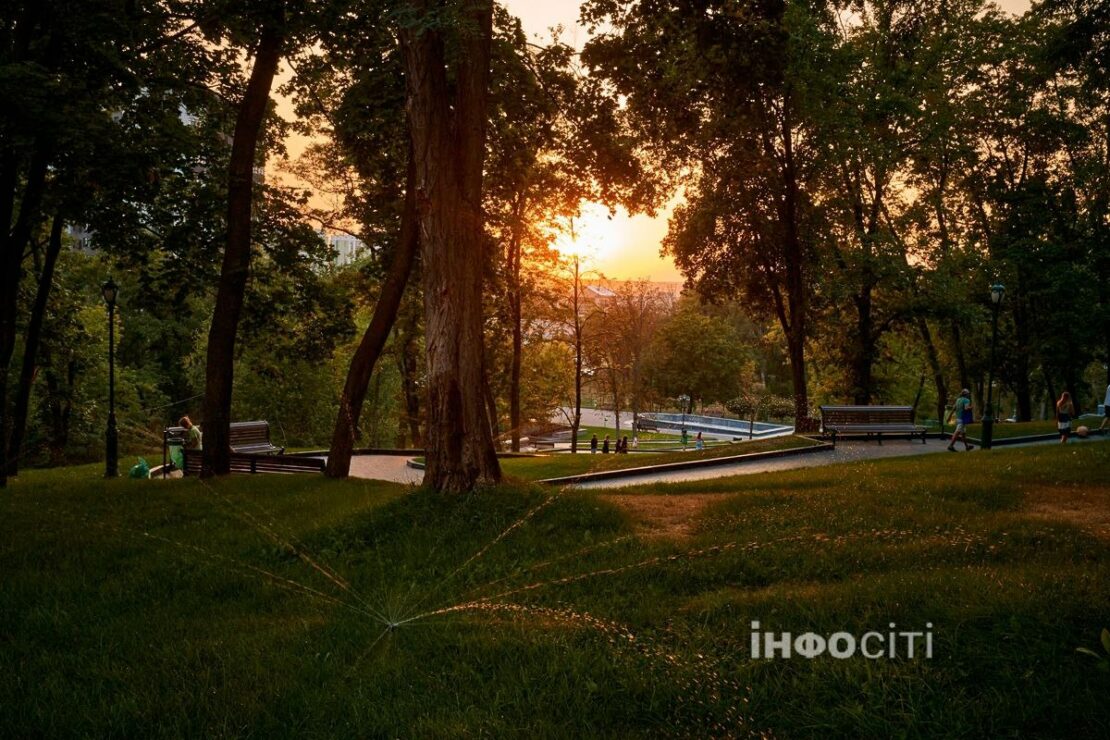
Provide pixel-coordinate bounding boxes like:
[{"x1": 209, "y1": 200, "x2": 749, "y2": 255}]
[{"x1": 181, "y1": 416, "x2": 202, "y2": 451}]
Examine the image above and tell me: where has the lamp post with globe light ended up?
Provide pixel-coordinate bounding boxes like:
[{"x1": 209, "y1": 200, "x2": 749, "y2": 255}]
[{"x1": 982, "y1": 283, "x2": 1005, "y2": 450}]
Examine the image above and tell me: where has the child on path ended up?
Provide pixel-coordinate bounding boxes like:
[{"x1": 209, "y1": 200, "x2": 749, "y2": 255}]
[{"x1": 1056, "y1": 391, "x2": 1075, "y2": 443}]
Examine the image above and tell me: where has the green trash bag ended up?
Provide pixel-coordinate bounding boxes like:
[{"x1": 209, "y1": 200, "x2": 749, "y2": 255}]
[
  {"x1": 169, "y1": 444, "x2": 184, "y2": 471},
  {"x1": 129, "y1": 458, "x2": 150, "y2": 479}
]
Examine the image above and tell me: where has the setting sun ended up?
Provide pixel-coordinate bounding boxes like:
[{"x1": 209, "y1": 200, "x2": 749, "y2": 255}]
[{"x1": 552, "y1": 202, "x2": 621, "y2": 261}]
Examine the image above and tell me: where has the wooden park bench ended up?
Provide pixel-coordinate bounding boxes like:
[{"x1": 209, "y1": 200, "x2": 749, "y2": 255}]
[
  {"x1": 162, "y1": 420, "x2": 286, "y2": 477},
  {"x1": 180, "y1": 449, "x2": 325, "y2": 476},
  {"x1": 228, "y1": 420, "x2": 285, "y2": 455},
  {"x1": 819, "y1": 405, "x2": 928, "y2": 445}
]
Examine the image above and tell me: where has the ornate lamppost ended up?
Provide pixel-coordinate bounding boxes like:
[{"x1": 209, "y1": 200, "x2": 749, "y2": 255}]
[{"x1": 982, "y1": 283, "x2": 1005, "y2": 450}]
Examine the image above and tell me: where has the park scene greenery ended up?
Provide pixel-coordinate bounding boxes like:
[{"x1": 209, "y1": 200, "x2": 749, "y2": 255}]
[
  {"x1": 2, "y1": 0, "x2": 1110, "y2": 737},
  {"x1": 4, "y1": 443, "x2": 1110, "y2": 736}
]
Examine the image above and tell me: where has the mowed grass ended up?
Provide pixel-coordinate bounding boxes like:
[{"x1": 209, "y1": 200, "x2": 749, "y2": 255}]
[
  {"x1": 1, "y1": 443, "x2": 1109, "y2": 737},
  {"x1": 965, "y1": 418, "x2": 1106, "y2": 440},
  {"x1": 500, "y1": 434, "x2": 819, "y2": 481}
]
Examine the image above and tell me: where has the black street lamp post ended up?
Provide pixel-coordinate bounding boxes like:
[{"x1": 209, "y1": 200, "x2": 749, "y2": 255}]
[
  {"x1": 982, "y1": 283, "x2": 1005, "y2": 450},
  {"x1": 102, "y1": 277, "x2": 118, "y2": 477}
]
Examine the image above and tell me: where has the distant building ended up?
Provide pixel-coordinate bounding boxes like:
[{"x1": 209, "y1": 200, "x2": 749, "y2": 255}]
[
  {"x1": 67, "y1": 224, "x2": 95, "y2": 252},
  {"x1": 319, "y1": 231, "x2": 368, "y2": 266}
]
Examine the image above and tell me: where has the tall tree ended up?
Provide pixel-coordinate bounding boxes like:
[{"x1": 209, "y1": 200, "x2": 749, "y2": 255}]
[
  {"x1": 400, "y1": 0, "x2": 500, "y2": 492},
  {"x1": 583, "y1": 0, "x2": 819, "y2": 423},
  {"x1": 201, "y1": 1, "x2": 287, "y2": 476}
]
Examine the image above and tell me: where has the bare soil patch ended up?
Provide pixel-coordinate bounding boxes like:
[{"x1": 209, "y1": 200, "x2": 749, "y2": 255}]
[
  {"x1": 1023, "y1": 484, "x2": 1110, "y2": 542},
  {"x1": 601, "y1": 492, "x2": 727, "y2": 540}
]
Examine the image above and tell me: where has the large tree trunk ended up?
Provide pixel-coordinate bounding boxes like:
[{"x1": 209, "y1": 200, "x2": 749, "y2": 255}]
[
  {"x1": 6, "y1": 215, "x2": 63, "y2": 476},
  {"x1": 779, "y1": 114, "x2": 810, "y2": 424},
  {"x1": 0, "y1": 144, "x2": 49, "y2": 487},
  {"x1": 201, "y1": 17, "x2": 283, "y2": 477},
  {"x1": 401, "y1": 0, "x2": 499, "y2": 492},
  {"x1": 786, "y1": 331, "x2": 809, "y2": 423},
  {"x1": 325, "y1": 151, "x2": 419, "y2": 478}
]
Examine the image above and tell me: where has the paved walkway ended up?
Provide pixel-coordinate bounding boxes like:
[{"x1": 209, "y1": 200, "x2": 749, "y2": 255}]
[
  {"x1": 571, "y1": 439, "x2": 948, "y2": 490},
  {"x1": 573, "y1": 435, "x2": 1109, "y2": 490},
  {"x1": 347, "y1": 454, "x2": 423, "y2": 485},
  {"x1": 347, "y1": 436, "x2": 1108, "y2": 488}
]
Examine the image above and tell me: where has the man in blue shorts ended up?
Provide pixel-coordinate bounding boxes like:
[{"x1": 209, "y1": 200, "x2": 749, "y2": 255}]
[{"x1": 946, "y1": 389, "x2": 975, "y2": 452}]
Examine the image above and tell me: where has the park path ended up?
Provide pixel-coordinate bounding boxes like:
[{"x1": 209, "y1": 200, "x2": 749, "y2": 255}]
[
  {"x1": 346, "y1": 435, "x2": 1108, "y2": 488},
  {"x1": 573, "y1": 435, "x2": 1109, "y2": 490},
  {"x1": 571, "y1": 438, "x2": 951, "y2": 489},
  {"x1": 347, "y1": 454, "x2": 423, "y2": 485},
  {"x1": 343, "y1": 439, "x2": 949, "y2": 486}
]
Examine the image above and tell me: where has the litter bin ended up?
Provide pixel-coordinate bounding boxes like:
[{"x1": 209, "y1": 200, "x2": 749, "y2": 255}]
[{"x1": 168, "y1": 441, "x2": 184, "y2": 471}]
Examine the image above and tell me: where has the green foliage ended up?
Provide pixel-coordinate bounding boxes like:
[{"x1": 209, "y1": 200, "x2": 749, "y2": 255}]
[{"x1": 644, "y1": 297, "x2": 748, "y2": 406}]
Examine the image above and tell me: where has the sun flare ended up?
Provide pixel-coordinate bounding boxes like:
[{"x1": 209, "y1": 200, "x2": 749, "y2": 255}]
[{"x1": 552, "y1": 203, "x2": 622, "y2": 261}]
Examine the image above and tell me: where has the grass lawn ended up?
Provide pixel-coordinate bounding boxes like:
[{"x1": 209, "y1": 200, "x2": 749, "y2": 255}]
[
  {"x1": 500, "y1": 435, "x2": 819, "y2": 481},
  {"x1": 3, "y1": 443, "x2": 1110, "y2": 736},
  {"x1": 964, "y1": 418, "x2": 1106, "y2": 440}
]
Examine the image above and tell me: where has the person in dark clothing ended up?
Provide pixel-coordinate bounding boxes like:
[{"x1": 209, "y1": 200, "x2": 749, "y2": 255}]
[
  {"x1": 602, "y1": 435, "x2": 610, "y2": 454},
  {"x1": 590, "y1": 434, "x2": 598, "y2": 454}
]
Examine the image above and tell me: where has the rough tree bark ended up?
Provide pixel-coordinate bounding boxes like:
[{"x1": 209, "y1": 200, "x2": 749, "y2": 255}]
[
  {"x1": 401, "y1": 0, "x2": 500, "y2": 492},
  {"x1": 0, "y1": 144, "x2": 49, "y2": 487},
  {"x1": 325, "y1": 151, "x2": 419, "y2": 478},
  {"x1": 6, "y1": 215, "x2": 63, "y2": 476},
  {"x1": 201, "y1": 15, "x2": 284, "y2": 477}
]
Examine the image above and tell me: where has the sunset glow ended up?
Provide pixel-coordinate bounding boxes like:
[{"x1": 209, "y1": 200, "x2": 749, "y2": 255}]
[{"x1": 552, "y1": 203, "x2": 620, "y2": 261}]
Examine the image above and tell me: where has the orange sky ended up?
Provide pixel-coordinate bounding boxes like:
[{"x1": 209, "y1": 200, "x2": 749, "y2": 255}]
[
  {"x1": 503, "y1": 0, "x2": 1033, "y2": 281},
  {"x1": 278, "y1": 0, "x2": 1033, "y2": 282}
]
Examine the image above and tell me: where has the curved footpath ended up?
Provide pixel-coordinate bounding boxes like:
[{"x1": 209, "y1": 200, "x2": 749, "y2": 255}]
[{"x1": 347, "y1": 435, "x2": 1108, "y2": 489}]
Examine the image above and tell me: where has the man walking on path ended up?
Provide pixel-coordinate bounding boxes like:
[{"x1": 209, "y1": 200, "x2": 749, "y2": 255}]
[
  {"x1": 946, "y1": 389, "x2": 975, "y2": 452},
  {"x1": 590, "y1": 434, "x2": 599, "y2": 454}
]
